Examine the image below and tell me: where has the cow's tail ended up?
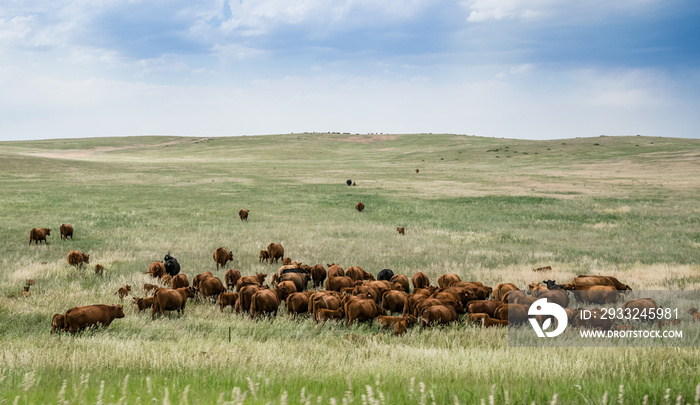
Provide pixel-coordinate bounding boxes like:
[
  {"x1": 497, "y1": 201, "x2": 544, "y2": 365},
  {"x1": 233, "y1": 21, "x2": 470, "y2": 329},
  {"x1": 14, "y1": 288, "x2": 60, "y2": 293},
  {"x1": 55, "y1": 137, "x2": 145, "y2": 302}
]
[{"x1": 250, "y1": 292, "x2": 259, "y2": 316}]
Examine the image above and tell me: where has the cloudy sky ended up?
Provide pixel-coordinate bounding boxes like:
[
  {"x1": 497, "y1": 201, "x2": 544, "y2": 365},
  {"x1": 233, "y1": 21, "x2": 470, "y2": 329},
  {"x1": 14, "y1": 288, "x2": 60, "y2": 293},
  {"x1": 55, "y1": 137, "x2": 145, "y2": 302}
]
[{"x1": 1, "y1": 0, "x2": 699, "y2": 141}]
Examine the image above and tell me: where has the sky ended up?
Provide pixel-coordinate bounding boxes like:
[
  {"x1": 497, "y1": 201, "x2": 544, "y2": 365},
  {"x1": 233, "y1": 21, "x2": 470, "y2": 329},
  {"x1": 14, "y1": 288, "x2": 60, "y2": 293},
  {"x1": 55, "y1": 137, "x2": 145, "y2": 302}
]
[{"x1": 1, "y1": 0, "x2": 699, "y2": 141}]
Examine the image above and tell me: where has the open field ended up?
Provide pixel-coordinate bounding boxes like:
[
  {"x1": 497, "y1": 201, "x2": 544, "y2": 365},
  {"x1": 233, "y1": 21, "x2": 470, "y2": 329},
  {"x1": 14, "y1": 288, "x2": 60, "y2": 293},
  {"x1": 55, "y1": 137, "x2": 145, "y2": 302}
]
[{"x1": 1, "y1": 133, "x2": 699, "y2": 404}]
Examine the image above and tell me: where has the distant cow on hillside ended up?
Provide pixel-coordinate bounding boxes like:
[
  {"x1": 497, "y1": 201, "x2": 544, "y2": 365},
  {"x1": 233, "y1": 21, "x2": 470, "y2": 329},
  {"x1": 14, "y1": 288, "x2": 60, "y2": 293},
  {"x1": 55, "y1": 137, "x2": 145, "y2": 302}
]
[
  {"x1": 67, "y1": 250, "x2": 89, "y2": 267},
  {"x1": 239, "y1": 209, "x2": 249, "y2": 221},
  {"x1": 213, "y1": 247, "x2": 234, "y2": 270},
  {"x1": 60, "y1": 224, "x2": 74, "y2": 240},
  {"x1": 355, "y1": 202, "x2": 365, "y2": 212},
  {"x1": 29, "y1": 228, "x2": 51, "y2": 245}
]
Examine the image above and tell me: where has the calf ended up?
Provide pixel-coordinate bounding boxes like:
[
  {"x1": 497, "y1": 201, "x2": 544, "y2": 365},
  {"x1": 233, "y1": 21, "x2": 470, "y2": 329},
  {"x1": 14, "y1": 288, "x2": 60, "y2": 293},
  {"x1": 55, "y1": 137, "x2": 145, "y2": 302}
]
[
  {"x1": 394, "y1": 319, "x2": 408, "y2": 336},
  {"x1": 377, "y1": 315, "x2": 417, "y2": 330},
  {"x1": 143, "y1": 284, "x2": 159, "y2": 295},
  {"x1": 170, "y1": 274, "x2": 189, "y2": 289},
  {"x1": 29, "y1": 228, "x2": 51, "y2": 245},
  {"x1": 484, "y1": 316, "x2": 509, "y2": 327},
  {"x1": 51, "y1": 313, "x2": 66, "y2": 334},
  {"x1": 467, "y1": 313, "x2": 489, "y2": 325},
  {"x1": 115, "y1": 285, "x2": 131, "y2": 300},
  {"x1": 218, "y1": 292, "x2": 239, "y2": 312},
  {"x1": 420, "y1": 305, "x2": 459, "y2": 328},
  {"x1": 396, "y1": 227, "x2": 405, "y2": 235},
  {"x1": 355, "y1": 202, "x2": 364, "y2": 212},
  {"x1": 133, "y1": 296, "x2": 154, "y2": 312},
  {"x1": 688, "y1": 308, "x2": 700, "y2": 322},
  {"x1": 316, "y1": 308, "x2": 344, "y2": 322},
  {"x1": 259, "y1": 250, "x2": 270, "y2": 263},
  {"x1": 94, "y1": 264, "x2": 104, "y2": 275}
]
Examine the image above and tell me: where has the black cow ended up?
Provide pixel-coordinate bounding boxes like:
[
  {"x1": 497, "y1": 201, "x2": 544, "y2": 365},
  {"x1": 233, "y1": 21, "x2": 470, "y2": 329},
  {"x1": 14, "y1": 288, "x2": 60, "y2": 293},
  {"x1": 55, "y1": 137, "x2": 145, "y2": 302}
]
[
  {"x1": 377, "y1": 269, "x2": 395, "y2": 282},
  {"x1": 164, "y1": 252, "x2": 181, "y2": 277},
  {"x1": 543, "y1": 280, "x2": 566, "y2": 290},
  {"x1": 346, "y1": 179, "x2": 352, "y2": 186}
]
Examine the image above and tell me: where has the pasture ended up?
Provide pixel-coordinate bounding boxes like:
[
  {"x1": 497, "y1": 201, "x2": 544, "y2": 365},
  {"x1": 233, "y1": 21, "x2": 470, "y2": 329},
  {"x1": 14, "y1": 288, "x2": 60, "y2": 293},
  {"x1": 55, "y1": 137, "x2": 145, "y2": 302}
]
[{"x1": 0, "y1": 133, "x2": 699, "y2": 404}]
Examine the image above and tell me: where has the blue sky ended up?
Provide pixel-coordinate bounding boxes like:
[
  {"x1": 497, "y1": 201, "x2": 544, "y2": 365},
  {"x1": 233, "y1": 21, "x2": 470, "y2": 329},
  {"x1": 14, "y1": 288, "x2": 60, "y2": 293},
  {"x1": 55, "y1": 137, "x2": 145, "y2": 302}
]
[{"x1": 1, "y1": 0, "x2": 699, "y2": 140}]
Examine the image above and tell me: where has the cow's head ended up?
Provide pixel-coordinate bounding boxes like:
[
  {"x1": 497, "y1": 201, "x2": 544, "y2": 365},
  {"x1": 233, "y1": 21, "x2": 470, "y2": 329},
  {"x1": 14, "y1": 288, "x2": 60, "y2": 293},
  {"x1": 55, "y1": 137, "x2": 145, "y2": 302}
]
[{"x1": 114, "y1": 305, "x2": 125, "y2": 318}]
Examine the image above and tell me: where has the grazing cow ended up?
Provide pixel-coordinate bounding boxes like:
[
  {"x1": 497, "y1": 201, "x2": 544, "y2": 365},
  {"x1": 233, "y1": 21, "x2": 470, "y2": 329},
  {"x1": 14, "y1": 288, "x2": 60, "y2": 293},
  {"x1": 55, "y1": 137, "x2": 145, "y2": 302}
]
[
  {"x1": 67, "y1": 250, "x2": 89, "y2": 267},
  {"x1": 484, "y1": 317, "x2": 509, "y2": 327},
  {"x1": 198, "y1": 276, "x2": 226, "y2": 300},
  {"x1": 171, "y1": 274, "x2": 189, "y2": 289},
  {"x1": 390, "y1": 274, "x2": 410, "y2": 292},
  {"x1": 213, "y1": 247, "x2": 234, "y2": 270},
  {"x1": 193, "y1": 271, "x2": 213, "y2": 289},
  {"x1": 542, "y1": 280, "x2": 567, "y2": 290},
  {"x1": 466, "y1": 300, "x2": 502, "y2": 317},
  {"x1": 411, "y1": 272, "x2": 430, "y2": 290},
  {"x1": 572, "y1": 286, "x2": 622, "y2": 304},
  {"x1": 51, "y1": 313, "x2": 66, "y2": 334},
  {"x1": 64, "y1": 304, "x2": 125, "y2": 333},
  {"x1": 94, "y1": 264, "x2": 104, "y2": 275},
  {"x1": 571, "y1": 275, "x2": 631, "y2": 291},
  {"x1": 345, "y1": 299, "x2": 385, "y2": 327},
  {"x1": 236, "y1": 273, "x2": 267, "y2": 291},
  {"x1": 327, "y1": 264, "x2": 344, "y2": 278},
  {"x1": 311, "y1": 264, "x2": 327, "y2": 288},
  {"x1": 60, "y1": 224, "x2": 74, "y2": 240},
  {"x1": 437, "y1": 274, "x2": 461, "y2": 288},
  {"x1": 493, "y1": 303, "x2": 528, "y2": 325},
  {"x1": 346, "y1": 266, "x2": 374, "y2": 282},
  {"x1": 327, "y1": 276, "x2": 356, "y2": 292},
  {"x1": 20, "y1": 286, "x2": 31, "y2": 298},
  {"x1": 689, "y1": 308, "x2": 700, "y2": 322},
  {"x1": 267, "y1": 243, "x2": 284, "y2": 264},
  {"x1": 377, "y1": 315, "x2": 417, "y2": 330},
  {"x1": 225, "y1": 269, "x2": 242, "y2": 290},
  {"x1": 250, "y1": 289, "x2": 280, "y2": 319},
  {"x1": 163, "y1": 253, "x2": 180, "y2": 277},
  {"x1": 533, "y1": 266, "x2": 552, "y2": 272},
  {"x1": 355, "y1": 202, "x2": 365, "y2": 212},
  {"x1": 133, "y1": 296, "x2": 154, "y2": 312},
  {"x1": 236, "y1": 285, "x2": 260, "y2": 313},
  {"x1": 259, "y1": 250, "x2": 270, "y2": 263},
  {"x1": 377, "y1": 269, "x2": 395, "y2": 282},
  {"x1": 151, "y1": 287, "x2": 196, "y2": 319},
  {"x1": 218, "y1": 292, "x2": 239, "y2": 312},
  {"x1": 310, "y1": 292, "x2": 342, "y2": 322},
  {"x1": 622, "y1": 298, "x2": 658, "y2": 316},
  {"x1": 115, "y1": 285, "x2": 131, "y2": 300},
  {"x1": 420, "y1": 305, "x2": 459, "y2": 329},
  {"x1": 394, "y1": 319, "x2": 409, "y2": 336},
  {"x1": 29, "y1": 228, "x2": 51, "y2": 245},
  {"x1": 493, "y1": 283, "x2": 518, "y2": 302},
  {"x1": 147, "y1": 261, "x2": 166, "y2": 278},
  {"x1": 239, "y1": 209, "x2": 249, "y2": 221},
  {"x1": 316, "y1": 308, "x2": 344, "y2": 322},
  {"x1": 275, "y1": 280, "x2": 297, "y2": 301},
  {"x1": 531, "y1": 289, "x2": 570, "y2": 308},
  {"x1": 286, "y1": 292, "x2": 310, "y2": 317},
  {"x1": 397, "y1": 227, "x2": 405, "y2": 235},
  {"x1": 467, "y1": 313, "x2": 489, "y2": 325},
  {"x1": 503, "y1": 290, "x2": 526, "y2": 303},
  {"x1": 382, "y1": 290, "x2": 408, "y2": 314}
]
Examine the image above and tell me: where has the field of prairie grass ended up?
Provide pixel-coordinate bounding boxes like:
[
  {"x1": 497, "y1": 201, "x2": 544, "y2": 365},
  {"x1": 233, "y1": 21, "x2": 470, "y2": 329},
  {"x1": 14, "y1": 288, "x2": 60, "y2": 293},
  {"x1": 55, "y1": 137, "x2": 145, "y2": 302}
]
[{"x1": 0, "y1": 133, "x2": 699, "y2": 404}]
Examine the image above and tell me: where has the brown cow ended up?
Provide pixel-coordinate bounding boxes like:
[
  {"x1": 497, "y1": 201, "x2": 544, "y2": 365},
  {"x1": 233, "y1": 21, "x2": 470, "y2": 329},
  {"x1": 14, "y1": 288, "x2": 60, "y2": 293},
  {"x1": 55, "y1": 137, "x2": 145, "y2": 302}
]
[
  {"x1": 503, "y1": 290, "x2": 526, "y2": 303},
  {"x1": 493, "y1": 303, "x2": 528, "y2": 324},
  {"x1": 171, "y1": 274, "x2": 189, "y2": 289},
  {"x1": 236, "y1": 273, "x2": 267, "y2": 291},
  {"x1": 275, "y1": 280, "x2": 297, "y2": 301},
  {"x1": 394, "y1": 319, "x2": 408, "y2": 336},
  {"x1": 224, "y1": 269, "x2": 242, "y2": 290},
  {"x1": 115, "y1": 285, "x2": 131, "y2": 300},
  {"x1": 466, "y1": 300, "x2": 501, "y2": 317},
  {"x1": 484, "y1": 317, "x2": 509, "y2": 327},
  {"x1": 327, "y1": 276, "x2": 356, "y2": 292},
  {"x1": 355, "y1": 202, "x2": 365, "y2": 212},
  {"x1": 622, "y1": 298, "x2": 658, "y2": 314},
  {"x1": 94, "y1": 264, "x2": 104, "y2": 275},
  {"x1": 67, "y1": 250, "x2": 89, "y2": 267},
  {"x1": 327, "y1": 264, "x2": 344, "y2": 278},
  {"x1": 438, "y1": 274, "x2": 461, "y2": 288},
  {"x1": 467, "y1": 313, "x2": 489, "y2": 325},
  {"x1": 218, "y1": 292, "x2": 239, "y2": 312},
  {"x1": 132, "y1": 296, "x2": 154, "y2": 312},
  {"x1": 151, "y1": 287, "x2": 195, "y2": 319},
  {"x1": 377, "y1": 315, "x2": 417, "y2": 330},
  {"x1": 259, "y1": 250, "x2": 270, "y2": 263},
  {"x1": 51, "y1": 313, "x2": 66, "y2": 334},
  {"x1": 267, "y1": 243, "x2": 284, "y2": 263},
  {"x1": 143, "y1": 283, "x2": 159, "y2": 295},
  {"x1": 310, "y1": 292, "x2": 342, "y2": 322},
  {"x1": 689, "y1": 308, "x2": 700, "y2": 322},
  {"x1": 29, "y1": 228, "x2": 51, "y2": 245},
  {"x1": 286, "y1": 292, "x2": 310, "y2": 317},
  {"x1": 250, "y1": 289, "x2": 280, "y2": 319},
  {"x1": 382, "y1": 290, "x2": 408, "y2": 314},
  {"x1": 528, "y1": 283, "x2": 547, "y2": 292},
  {"x1": 64, "y1": 304, "x2": 125, "y2": 333},
  {"x1": 282, "y1": 257, "x2": 292, "y2": 265},
  {"x1": 59, "y1": 224, "x2": 73, "y2": 240},
  {"x1": 239, "y1": 209, "x2": 249, "y2": 221},
  {"x1": 571, "y1": 275, "x2": 631, "y2": 291},
  {"x1": 345, "y1": 299, "x2": 385, "y2": 327},
  {"x1": 493, "y1": 283, "x2": 518, "y2": 302},
  {"x1": 420, "y1": 305, "x2": 458, "y2": 328},
  {"x1": 236, "y1": 285, "x2": 260, "y2": 313},
  {"x1": 193, "y1": 271, "x2": 213, "y2": 289},
  {"x1": 161, "y1": 274, "x2": 172, "y2": 286},
  {"x1": 390, "y1": 274, "x2": 410, "y2": 292},
  {"x1": 533, "y1": 266, "x2": 552, "y2": 272},
  {"x1": 279, "y1": 272, "x2": 307, "y2": 292},
  {"x1": 198, "y1": 276, "x2": 226, "y2": 300},
  {"x1": 147, "y1": 261, "x2": 166, "y2": 278},
  {"x1": 316, "y1": 308, "x2": 344, "y2": 322},
  {"x1": 213, "y1": 247, "x2": 234, "y2": 270},
  {"x1": 411, "y1": 272, "x2": 430, "y2": 290},
  {"x1": 346, "y1": 266, "x2": 374, "y2": 282},
  {"x1": 397, "y1": 227, "x2": 405, "y2": 235},
  {"x1": 571, "y1": 308, "x2": 613, "y2": 330},
  {"x1": 311, "y1": 264, "x2": 327, "y2": 288},
  {"x1": 415, "y1": 169, "x2": 419, "y2": 173},
  {"x1": 572, "y1": 286, "x2": 622, "y2": 304},
  {"x1": 531, "y1": 289, "x2": 570, "y2": 308}
]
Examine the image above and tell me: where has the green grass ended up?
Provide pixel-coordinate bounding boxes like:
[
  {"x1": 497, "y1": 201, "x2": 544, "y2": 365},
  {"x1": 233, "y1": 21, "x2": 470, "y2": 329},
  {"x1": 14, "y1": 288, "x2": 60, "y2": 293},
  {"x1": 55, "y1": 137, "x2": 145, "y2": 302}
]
[{"x1": 1, "y1": 133, "x2": 699, "y2": 404}]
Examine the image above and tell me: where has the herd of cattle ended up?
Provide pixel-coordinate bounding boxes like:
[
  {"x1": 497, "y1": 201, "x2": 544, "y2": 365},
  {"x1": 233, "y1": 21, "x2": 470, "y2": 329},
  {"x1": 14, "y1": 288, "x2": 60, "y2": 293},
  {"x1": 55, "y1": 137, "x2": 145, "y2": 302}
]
[{"x1": 29, "y1": 227, "x2": 699, "y2": 335}]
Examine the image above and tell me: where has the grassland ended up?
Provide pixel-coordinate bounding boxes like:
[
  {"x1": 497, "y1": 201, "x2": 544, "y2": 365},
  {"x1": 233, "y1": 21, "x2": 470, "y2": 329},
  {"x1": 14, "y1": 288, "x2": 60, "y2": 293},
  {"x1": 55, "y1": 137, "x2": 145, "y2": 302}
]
[{"x1": 0, "y1": 133, "x2": 699, "y2": 404}]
